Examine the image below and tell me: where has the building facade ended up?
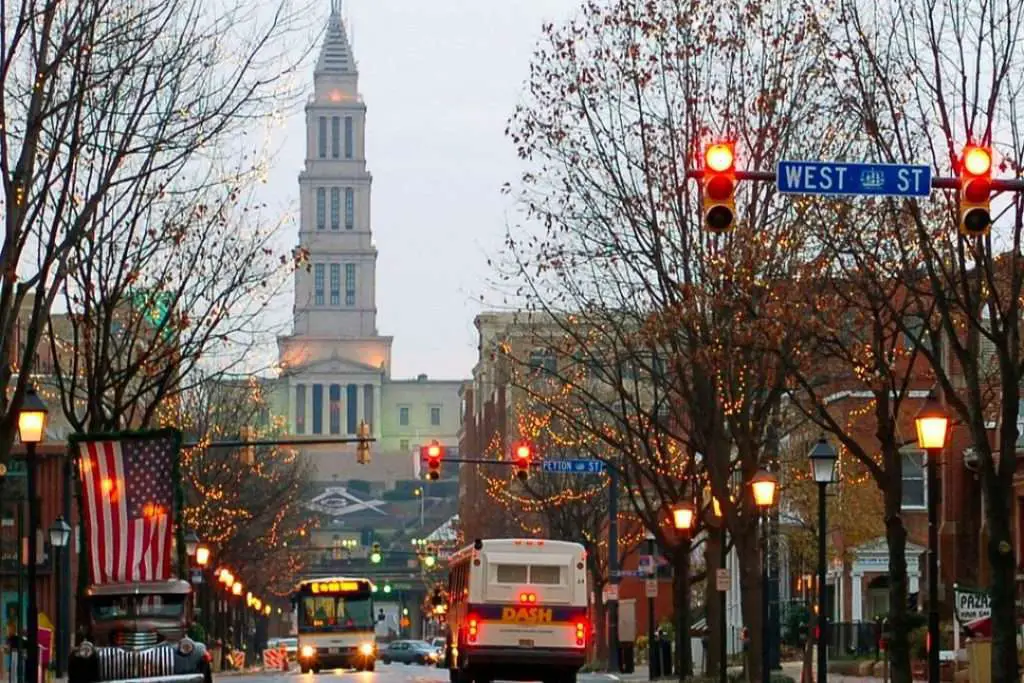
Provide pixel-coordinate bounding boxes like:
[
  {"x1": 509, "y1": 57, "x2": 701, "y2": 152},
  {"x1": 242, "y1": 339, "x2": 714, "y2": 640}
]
[{"x1": 274, "y1": 2, "x2": 465, "y2": 492}]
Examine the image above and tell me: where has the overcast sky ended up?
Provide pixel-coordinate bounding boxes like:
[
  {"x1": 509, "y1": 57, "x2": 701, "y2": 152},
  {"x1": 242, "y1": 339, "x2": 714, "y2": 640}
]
[{"x1": 256, "y1": 0, "x2": 582, "y2": 381}]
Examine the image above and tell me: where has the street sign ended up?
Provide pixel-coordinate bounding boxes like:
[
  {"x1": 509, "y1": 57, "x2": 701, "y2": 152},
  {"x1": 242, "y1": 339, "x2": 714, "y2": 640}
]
[
  {"x1": 645, "y1": 579, "x2": 658, "y2": 598},
  {"x1": 602, "y1": 584, "x2": 619, "y2": 603},
  {"x1": 541, "y1": 459, "x2": 606, "y2": 474},
  {"x1": 776, "y1": 160, "x2": 932, "y2": 198},
  {"x1": 716, "y1": 568, "x2": 730, "y2": 592},
  {"x1": 611, "y1": 569, "x2": 646, "y2": 578}
]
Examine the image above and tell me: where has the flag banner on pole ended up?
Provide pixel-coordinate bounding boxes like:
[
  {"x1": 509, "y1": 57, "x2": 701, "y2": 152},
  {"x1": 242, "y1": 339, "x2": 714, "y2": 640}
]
[{"x1": 76, "y1": 431, "x2": 180, "y2": 584}]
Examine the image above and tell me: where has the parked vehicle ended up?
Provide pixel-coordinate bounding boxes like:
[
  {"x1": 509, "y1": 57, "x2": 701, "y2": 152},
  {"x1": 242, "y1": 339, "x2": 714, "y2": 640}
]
[
  {"x1": 379, "y1": 640, "x2": 439, "y2": 665},
  {"x1": 429, "y1": 637, "x2": 446, "y2": 665},
  {"x1": 68, "y1": 580, "x2": 213, "y2": 683}
]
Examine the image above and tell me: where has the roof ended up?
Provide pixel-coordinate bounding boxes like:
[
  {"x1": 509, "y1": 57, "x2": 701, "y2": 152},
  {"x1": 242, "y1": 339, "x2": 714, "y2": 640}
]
[
  {"x1": 425, "y1": 515, "x2": 459, "y2": 543},
  {"x1": 86, "y1": 579, "x2": 192, "y2": 597},
  {"x1": 315, "y1": 2, "x2": 357, "y2": 75}
]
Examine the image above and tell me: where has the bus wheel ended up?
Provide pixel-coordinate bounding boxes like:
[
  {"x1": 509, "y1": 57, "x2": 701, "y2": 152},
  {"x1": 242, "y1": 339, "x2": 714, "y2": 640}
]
[{"x1": 300, "y1": 666, "x2": 309, "y2": 674}]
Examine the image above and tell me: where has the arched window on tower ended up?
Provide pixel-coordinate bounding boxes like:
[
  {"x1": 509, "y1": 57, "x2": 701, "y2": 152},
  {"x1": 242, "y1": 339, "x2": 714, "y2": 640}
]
[
  {"x1": 331, "y1": 116, "x2": 340, "y2": 158},
  {"x1": 316, "y1": 188, "x2": 326, "y2": 230},
  {"x1": 318, "y1": 117, "x2": 327, "y2": 158},
  {"x1": 344, "y1": 117, "x2": 354, "y2": 159},
  {"x1": 330, "y1": 188, "x2": 340, "y2": 230}
]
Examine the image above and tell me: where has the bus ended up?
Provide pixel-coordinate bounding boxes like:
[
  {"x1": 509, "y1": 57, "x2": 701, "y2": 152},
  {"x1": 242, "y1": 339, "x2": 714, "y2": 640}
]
[
  {"x1": 445, "y1": 539, "x2": 589, "y2": 683},
  {"x1": 292, "y1": 577, "x2": 378, "y2": 673}
]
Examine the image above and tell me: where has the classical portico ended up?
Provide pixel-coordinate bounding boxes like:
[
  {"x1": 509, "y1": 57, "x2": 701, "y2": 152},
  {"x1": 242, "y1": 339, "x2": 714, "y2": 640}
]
[{"x1": 849, "y1": 536, "x2": 926, "y2": 622}]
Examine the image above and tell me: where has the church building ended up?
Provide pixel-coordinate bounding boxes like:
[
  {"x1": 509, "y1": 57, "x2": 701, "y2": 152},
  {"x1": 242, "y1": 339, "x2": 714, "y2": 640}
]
[{"x1": 272, "y1": 1, "x2": 464, "y2": 493}]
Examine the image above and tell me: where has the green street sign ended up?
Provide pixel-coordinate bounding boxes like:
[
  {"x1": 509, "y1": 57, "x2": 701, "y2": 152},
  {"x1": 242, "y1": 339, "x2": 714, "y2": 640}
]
[{"x1": 1, "y1": 460, "x2": 26, "y2": 477}]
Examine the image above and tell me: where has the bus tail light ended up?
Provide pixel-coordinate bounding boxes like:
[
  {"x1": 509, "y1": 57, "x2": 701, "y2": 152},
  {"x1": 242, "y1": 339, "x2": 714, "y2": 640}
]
[
  {"x1": 575, "y1": 621, "x2": 587, "y2": 647},
  {"x1": 468, "y1": 616, "x2": 480, "y2": 643},
  {"x1": 519, "y1": 592, "x2": 537, "y2": 603}
]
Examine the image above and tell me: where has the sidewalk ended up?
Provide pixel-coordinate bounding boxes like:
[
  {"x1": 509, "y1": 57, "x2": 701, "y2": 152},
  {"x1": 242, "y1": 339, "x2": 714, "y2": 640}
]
[{"x1": 601, "y1": 660, "x2": 892, "y2": 683}]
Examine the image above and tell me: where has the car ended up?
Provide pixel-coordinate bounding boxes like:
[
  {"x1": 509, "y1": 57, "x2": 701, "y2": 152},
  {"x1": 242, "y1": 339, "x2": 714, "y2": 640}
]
[
  {"x1": 379, "y1": 640, "x2": 439, "y2": 665},
  {"x1": 68, "y1": 579, "x2": 212, "y2": 683},
  {"x1": 429, "y1": 637, "x2": 446, "y2": 666}
]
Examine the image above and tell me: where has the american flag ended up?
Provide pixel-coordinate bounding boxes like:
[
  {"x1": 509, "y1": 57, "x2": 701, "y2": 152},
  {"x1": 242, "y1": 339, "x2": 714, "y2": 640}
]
[{"x1": 78, "y1": 433, "x2": 178, "y2": 584}]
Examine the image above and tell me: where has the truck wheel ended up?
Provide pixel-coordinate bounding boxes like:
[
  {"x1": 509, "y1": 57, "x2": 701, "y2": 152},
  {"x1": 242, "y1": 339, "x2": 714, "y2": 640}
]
[
  {"x1": 300, "y1": 666, "x2": 310, "y2": 674},
  {"x1": 201, "y1": 661, "x2": 213, "y2": 683},
  {"x1": 365, "y1": 660, "x2": 376, "y2": 672}
]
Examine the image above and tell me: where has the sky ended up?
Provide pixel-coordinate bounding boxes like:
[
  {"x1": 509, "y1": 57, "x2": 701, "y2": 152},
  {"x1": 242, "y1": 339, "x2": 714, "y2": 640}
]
[{"x1": 256, "y1": 0, "x2": 583, "y2": 381}]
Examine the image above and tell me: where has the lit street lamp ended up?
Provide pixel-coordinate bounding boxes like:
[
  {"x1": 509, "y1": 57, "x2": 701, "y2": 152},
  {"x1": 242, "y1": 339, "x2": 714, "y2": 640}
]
[
  {"x1": 184, "y1": 530, "x2": 200, "y2": 557},
  {"x1": 671, "y1": 502, "x2": 695, "y2": 533},
  {"x1": 915, "y1": 394, "x2": 948, "y2": 683},
  {"x1": 19, "y1": 385, "x2": 48, "y2": 683},
  {"x1": 671, "y1": 501, "x2": 696, "y2": 676},
  {"x1": 751, "y1": 470, "x2": 779, "y2": 683},
  {"x1": 808, "y1": 438, "x2": 839, "y2": 683}
]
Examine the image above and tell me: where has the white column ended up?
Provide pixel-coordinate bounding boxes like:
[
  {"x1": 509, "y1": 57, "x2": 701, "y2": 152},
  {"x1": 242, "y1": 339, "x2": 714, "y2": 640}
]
[
  {"x1": 355, "y1": 385, "x2": 364, "y2": 432},
  {"x1": 909, "y1": 567, "x2": 920, "y2": 596},
  {"x1": 374, "y1": 384, "x2": 383, "y2": 438},
  {"x1": 851, "y1": 570, "x2": 864, "y2": 622}
]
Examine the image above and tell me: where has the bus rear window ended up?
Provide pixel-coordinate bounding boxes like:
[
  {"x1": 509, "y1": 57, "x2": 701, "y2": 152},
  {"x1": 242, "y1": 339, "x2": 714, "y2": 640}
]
[
  {"x1": 494, "y1": 564, "x2": 528, "y2": 583},
  {"x1": 530, "y1": 565, "x2": 561, "y2": 585}
]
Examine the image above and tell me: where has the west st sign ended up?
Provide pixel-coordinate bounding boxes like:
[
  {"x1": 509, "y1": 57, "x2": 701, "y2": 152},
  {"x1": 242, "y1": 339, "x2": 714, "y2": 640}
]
[{"x1": 776, "y1": 161, "x2": 933, "y2": 199}]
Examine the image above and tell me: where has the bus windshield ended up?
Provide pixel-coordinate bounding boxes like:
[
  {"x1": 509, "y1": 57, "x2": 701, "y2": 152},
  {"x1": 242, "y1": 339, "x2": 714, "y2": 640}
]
[{"x1": 300, "y1": 594, "x2": 374, "y2": 632}]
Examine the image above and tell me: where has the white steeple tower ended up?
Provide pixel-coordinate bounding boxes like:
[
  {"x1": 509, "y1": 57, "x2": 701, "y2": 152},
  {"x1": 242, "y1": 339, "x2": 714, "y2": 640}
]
[{"x1": 280, "y1": 1, "x2": 392, "y2": 384}]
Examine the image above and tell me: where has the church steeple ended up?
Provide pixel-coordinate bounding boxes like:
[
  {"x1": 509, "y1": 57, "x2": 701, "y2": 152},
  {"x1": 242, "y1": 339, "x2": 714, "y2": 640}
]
[{"x1": 316, "y1": 0, "x2": 357, "y2": 77}]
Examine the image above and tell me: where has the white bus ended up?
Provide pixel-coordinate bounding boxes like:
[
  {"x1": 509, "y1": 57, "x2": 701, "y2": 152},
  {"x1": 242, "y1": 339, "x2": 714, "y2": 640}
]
[
  {"x1": 291, "y1": 577, "x2": 378, "y2": 673},
  {"x1": 445, "y1": 539, "x2": 589, "y2": 683}
]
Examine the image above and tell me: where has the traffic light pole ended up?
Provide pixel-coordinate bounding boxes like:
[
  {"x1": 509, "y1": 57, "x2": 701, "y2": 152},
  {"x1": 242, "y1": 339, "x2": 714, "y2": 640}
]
[{"x1": 684, "y1": 167, "x2": 1024, "y2": 192}]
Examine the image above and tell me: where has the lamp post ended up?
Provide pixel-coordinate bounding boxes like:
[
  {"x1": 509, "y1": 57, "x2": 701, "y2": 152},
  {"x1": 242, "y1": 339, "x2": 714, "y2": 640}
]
[
  {"x1": 48, "y1": 517, "x2": 71, "y2": 678},
  {"x1": 184, "y1": 531, "x2": 200, "y2": 559},
  {"x1": 19, "y1": 386, "x2": 48, "y2": 683},
  {"x1": 671, "y1": 502, "x2": 696, "y2": 677},
  {"x1": 808, "y1": 438, "x2": 839, "y2": 683},
  {"x1": 751, "y1": 470, "x2": 779, "y2": 683},
  {"x1": 915, "y1": 394, "x2": 948, "y2": 683},
  {"x1": 645, "y1": 531, "x2": 656, "y2": 681},
  {"x1": 195, "y1": 545, "x2": 211, "y2": 635},
  {"x1": 710, "y1": 495, "x2": 728, "y2": 683}
]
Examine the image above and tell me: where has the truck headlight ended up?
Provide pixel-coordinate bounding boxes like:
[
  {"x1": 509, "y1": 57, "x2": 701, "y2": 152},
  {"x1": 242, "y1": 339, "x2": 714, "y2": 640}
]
[
  {"x1": 178, "y1": 638, "x2": 195, "y2": 656},
  {"x1": 77, "y1": 641, "x2": 95, "y2": 658},
  {"x1": 301, "y1": 645, "x2": 315, "y2": 659},
  {"x1": 358, "y1": 643, "x2": 374, "y2": 656}
]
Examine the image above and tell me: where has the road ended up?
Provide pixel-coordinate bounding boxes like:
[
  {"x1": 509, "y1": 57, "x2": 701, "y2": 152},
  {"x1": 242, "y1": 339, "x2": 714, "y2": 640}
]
[{"x1": 229, "y1": 662, "x2": 623, "y2": 683}]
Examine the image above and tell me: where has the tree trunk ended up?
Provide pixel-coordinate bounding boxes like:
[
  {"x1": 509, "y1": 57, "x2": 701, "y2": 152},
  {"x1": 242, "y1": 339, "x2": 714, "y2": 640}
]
[
  {"x1": 673, "y1": 541, "x2": 693, "y2": 680},
  {"x1": 882, "y1": 490, "x2": 912, "y2": 683},
  {"x1": 706, "y1": 528, "x2": 725, "y2": 677},
  {"x1": 984, "y1": 476, "x2": 1017, "y2": 683},
  {"x1": 735, "y1": 521, "x2": 762, "y2": 683}
]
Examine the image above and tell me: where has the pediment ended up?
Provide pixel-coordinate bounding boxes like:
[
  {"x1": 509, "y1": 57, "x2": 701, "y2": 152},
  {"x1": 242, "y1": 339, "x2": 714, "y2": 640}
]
[
  {"x1": 852, "y1": 536, "x2": 926, "y2": 557},
  {"x1": 290, "y1": 356, "x2": 383, "y2": 376}
]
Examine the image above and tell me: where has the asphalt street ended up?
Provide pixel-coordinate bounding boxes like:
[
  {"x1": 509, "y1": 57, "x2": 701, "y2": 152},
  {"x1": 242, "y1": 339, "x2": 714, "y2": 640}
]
[{"x1": 229, "y1": 662, "x2": 622, "y2": 683}]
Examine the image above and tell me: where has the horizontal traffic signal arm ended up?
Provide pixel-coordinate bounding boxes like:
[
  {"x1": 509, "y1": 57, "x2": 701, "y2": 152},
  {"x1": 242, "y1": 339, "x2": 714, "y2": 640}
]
[
  {"x1": 683, "y1": 167, "x2": 1024, "y2": 191},
  {"x1": 183, "y1": 436, "x2": 376, "y2": 448}
]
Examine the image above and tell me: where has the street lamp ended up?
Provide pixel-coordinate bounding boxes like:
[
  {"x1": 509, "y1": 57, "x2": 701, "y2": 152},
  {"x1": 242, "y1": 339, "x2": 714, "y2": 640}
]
[
  {"x1": 49, "y1": 516, "x2": 71, "y2": 678},
  {"x1": 184, "y1": 530, "x2": 200, "y2": 557},
  {"x1": 19, "y1": 385, "x2": 48, "y2": 683},
  {"x1": 671, "y1": 502, "x2": 696, "y2": 532},
  {"x1": 751, "y1": 470, "x2": 778, "y2": 683},
  {"x1": 808, "y1": 438, "x2": 838, "y2": 683},
  {"x1": 915, "y1": 394, "x2": 948, "y2": 683},
  {"x1": 196, "y1": 545, "x2": 211, "y2": 568}
]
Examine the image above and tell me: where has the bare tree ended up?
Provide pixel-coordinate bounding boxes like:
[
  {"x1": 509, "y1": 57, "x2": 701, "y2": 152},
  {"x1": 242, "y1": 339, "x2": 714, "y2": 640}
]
[
  {"x1": 821, "y1": 1, "x2": 1024, "y2": 679},
  {"x1": 179, "y1": 374, "x2": 314, "y2": 598},
  {"x1": 0, "y1": 0, "x2": 314, "y2": 459},
  {"x1": 497, "y1": 0, "x2": 844, "y2": 677}
]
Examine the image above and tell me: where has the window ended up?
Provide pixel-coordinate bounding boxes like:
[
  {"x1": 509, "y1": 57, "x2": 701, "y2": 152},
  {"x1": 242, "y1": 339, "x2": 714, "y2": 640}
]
[
  {"x1": 295, "y1": 384, "x2": 306, "y2": 435},
  {"x1": 331, "y1": 116, "x2": 340, "y2": 158},
  {"x1": 902, "y1": 450, "x2": 926, "y2": 509},
  {"x1": 345, "y1": 188, "x2": 355, "y2": 229},
  {"x1": 528, "y1": 349, "x2": 557, "y2": 374},
  {"x1": 903, "y1": 315, "x2": 933, "y2": 352},
  {"x1": 312, "y1": 384, "x2": 323, "y2": 434},
  {"x1": 346, "y1": 384, "x2": 358, "y2": 434},
  {"x1": 314, "y1": 264, "x2": 325, "y2": 305},
  {"x1": 329, "y1": 384, "x2": 341, "y2": 435},
  {"x1": 344, "y1": 117, "x2": 354, "y2": 159},
  {"x1": 345, "y1": 264, "x2": 356, "y2": 306},
  {"x1": 316, "y1": 188, "x2": 326, "y2": 230},
  {"x1": 494, "y1": 564, "x2": 529, "y2": 584},
  {"x1": 430, "y1": 406, "x2": 441, "y2": 426},
  {"x1": 318, "y1": 117, "x2": 327, "y2": 158},
  {"x1": 400, "y1": 439, "x2": 409, "y2": 451},
  {"x1": 530, "y1": 565, "x2": 562, "y2": 585},
  {"x1": 330, "y1": 264, "x2": 340, "y2": 306},
  {"x1": 330, "y1": 188, "x2": 340, "y2": 230},
  {"x1": 399, "y1": 406, "x2": 409, "y2": 426}
]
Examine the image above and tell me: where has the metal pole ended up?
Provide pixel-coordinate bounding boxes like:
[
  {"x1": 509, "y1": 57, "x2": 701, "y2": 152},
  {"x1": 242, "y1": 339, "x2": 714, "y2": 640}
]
[
  {"x1": 720, "y1": 528, "x2": 728, "y2": 683},
  {"x1": 52, "y1": 547, "x2": 61, "y2": 678},
  {"x1": 927, "y1": 448, "x2": 940, "y2": 683},
  {"x1": 26, "y1": 445, "x2": 38, "y2": 683},
  {"x1": 761, "y1": 513, "x2": 769, "y2": 683},
  {"x1": 817, "y1": 482, "x2": 828, "y2": 683},
  {"x1": 60, "y1": 454, "x2": 72, "y2": 679},
  {"x1": 646, "y1": 534, "x2": 656, "y2": 680},
  {"x1": 608, "y1": 468, "x2": 620, "y2": 674}
]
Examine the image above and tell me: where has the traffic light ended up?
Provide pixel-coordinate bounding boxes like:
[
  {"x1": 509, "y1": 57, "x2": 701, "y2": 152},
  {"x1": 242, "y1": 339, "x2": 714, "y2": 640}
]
[
  {"x1": 370, "y1": 542, "x2": 382, "y2": 564},
  {"x1": 356, "y1": 420, "x2": 371, "y2": 464},
  {"x1": 702, "y1": 142, "x2": 737, "y2": 232},
  {"x1": 421, "y1": 440, "x2": 444, "y2": 481},
  {"x1": 960, "y1": 144, "x2": 992, "y2": 236},
  {"x1": 423, "y1": 544, "x2": 437, "y2": 568},
  {"x1": 511, "y1": 441, "x2": 532, "y2": 481}
]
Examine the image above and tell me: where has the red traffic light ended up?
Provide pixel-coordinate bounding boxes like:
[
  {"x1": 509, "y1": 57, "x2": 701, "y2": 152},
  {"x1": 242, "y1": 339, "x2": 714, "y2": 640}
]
[
  {"x1": 963, "y1": 145, "x2": 992, "y2": 176},
  {"x1": 513, "y1": 443, "x2": 532, "y2": 461},
  {"x1": 705, "y1": 143, "x2": 735, "y2": 173},
  {"x1": 426, "y1": 444, "x2": 442, "y2": 459}
]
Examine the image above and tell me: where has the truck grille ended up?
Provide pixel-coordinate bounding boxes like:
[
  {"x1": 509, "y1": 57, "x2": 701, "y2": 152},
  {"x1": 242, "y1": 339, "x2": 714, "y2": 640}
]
[
  {"x1": 113, "y1": 632, "x2": 160, "y2": 649},
  {"x1": 98, "y1": 645, "x2": 175, "y2": 680}
]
